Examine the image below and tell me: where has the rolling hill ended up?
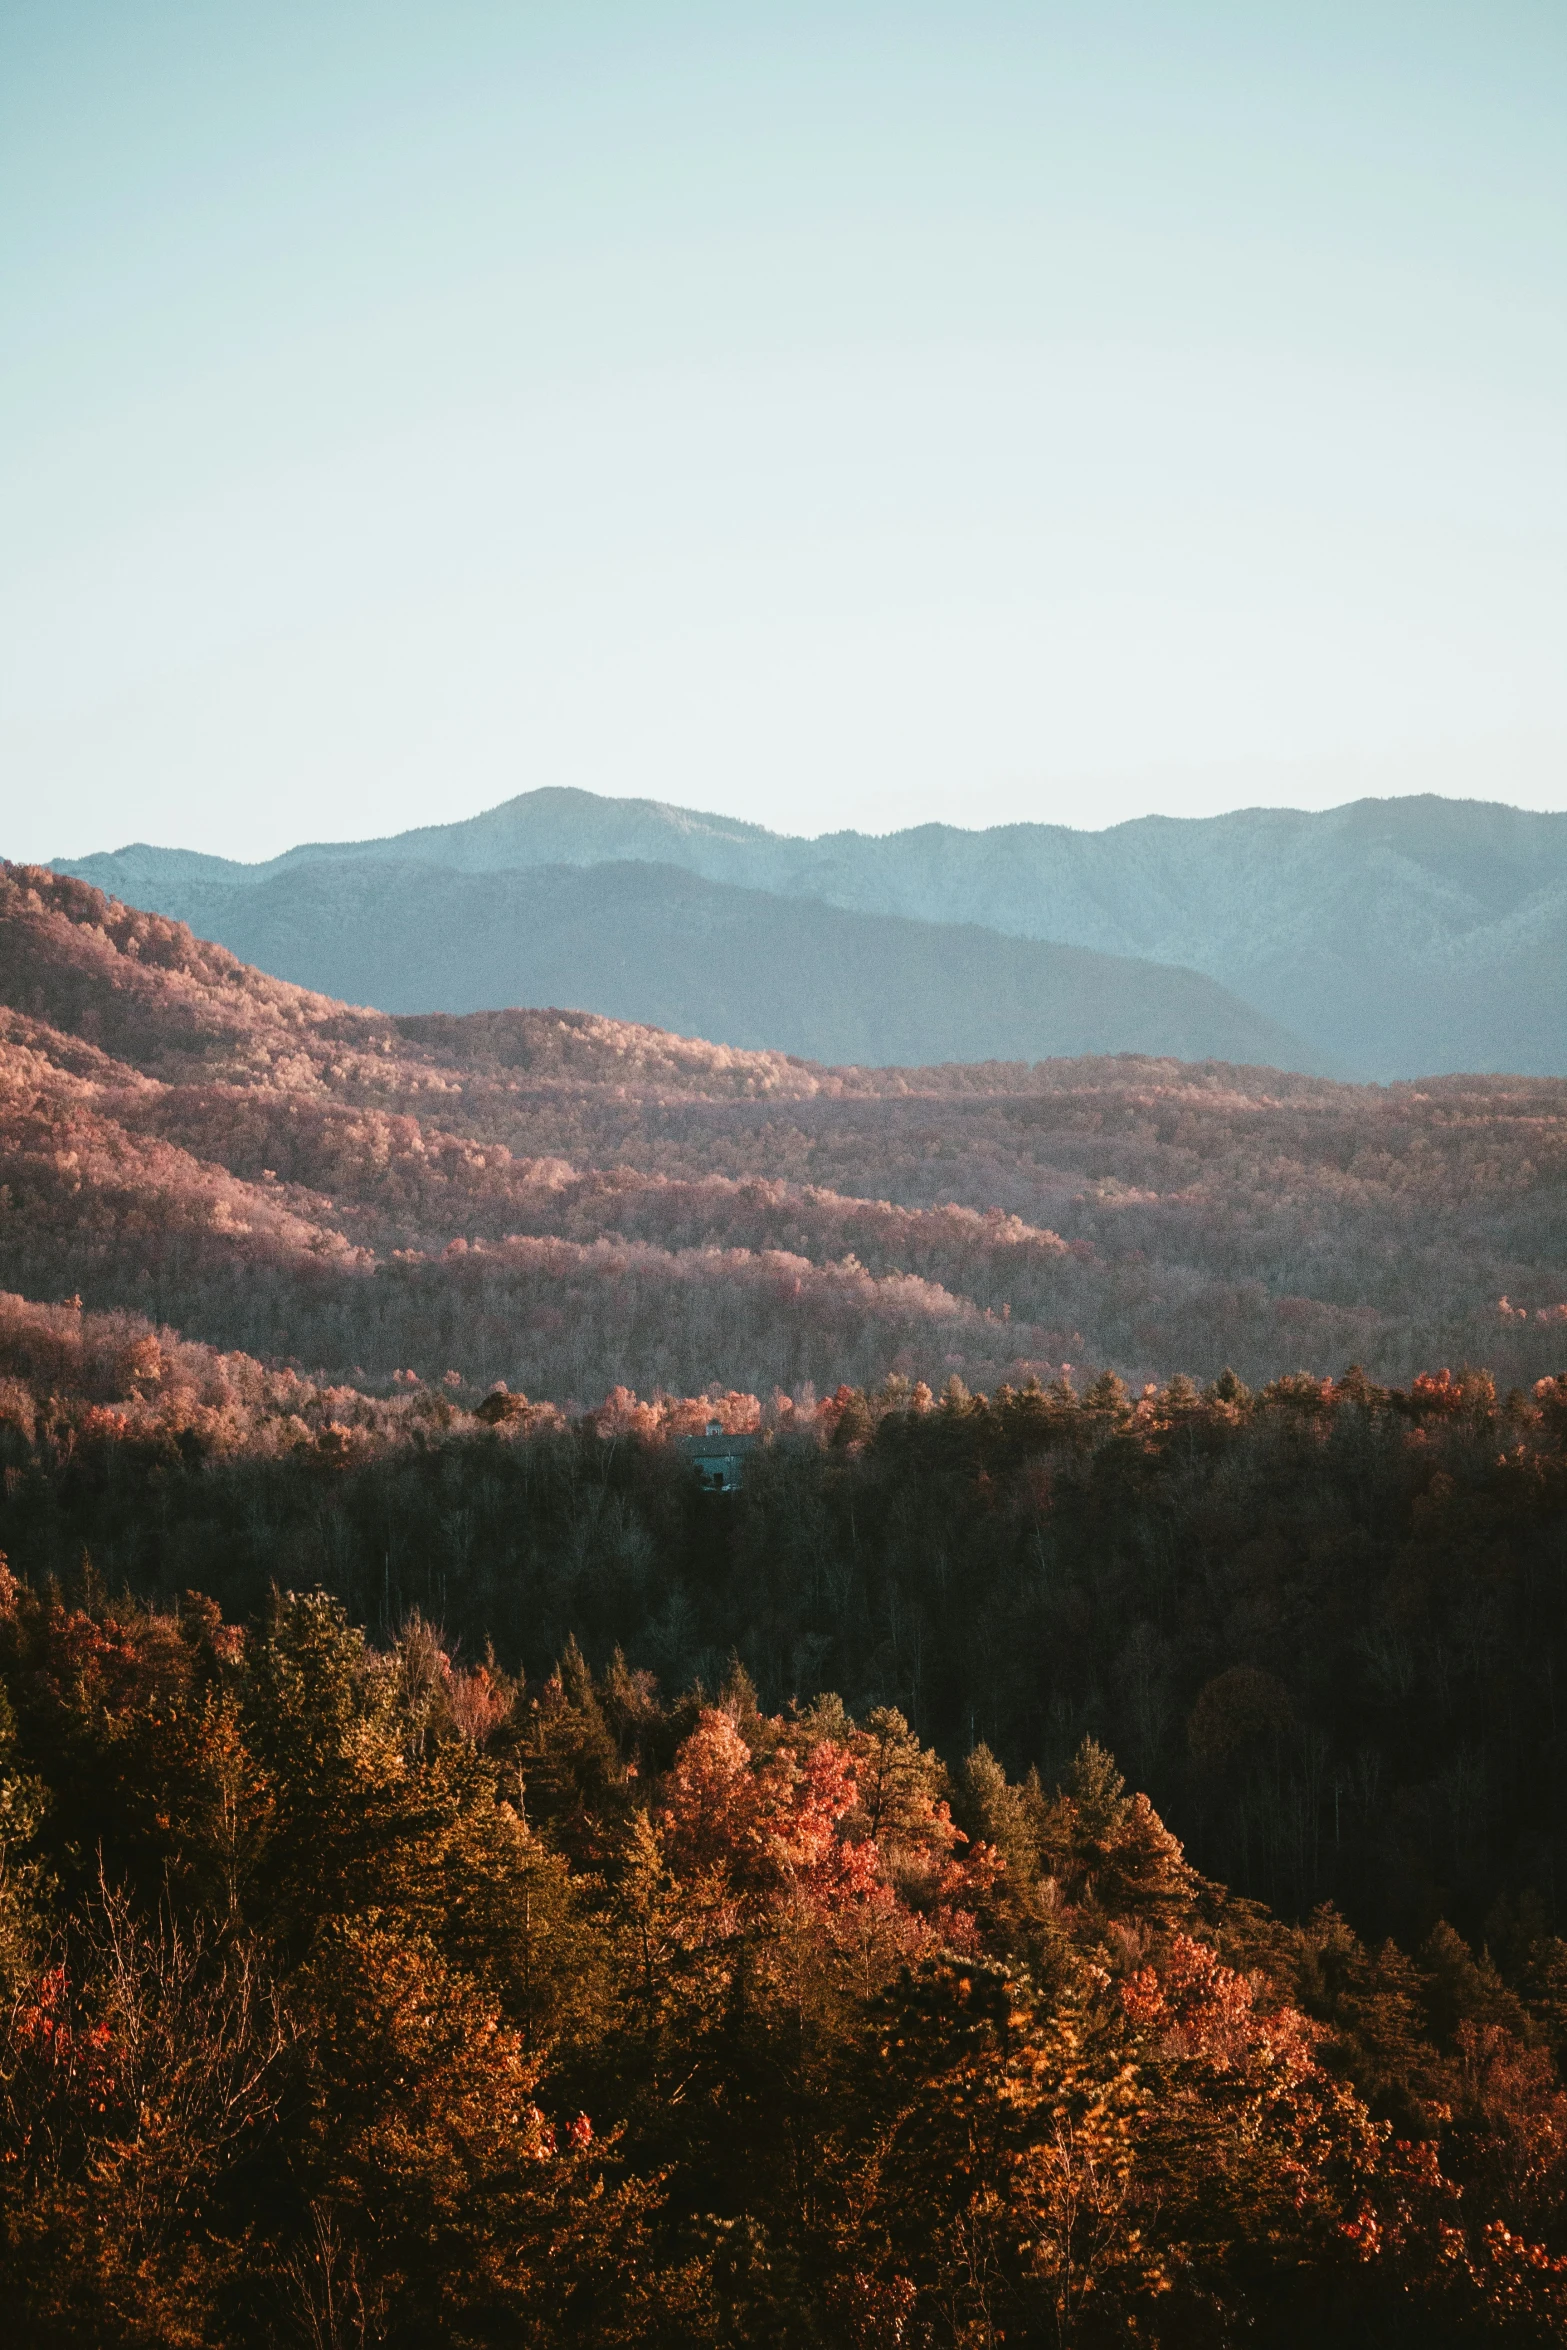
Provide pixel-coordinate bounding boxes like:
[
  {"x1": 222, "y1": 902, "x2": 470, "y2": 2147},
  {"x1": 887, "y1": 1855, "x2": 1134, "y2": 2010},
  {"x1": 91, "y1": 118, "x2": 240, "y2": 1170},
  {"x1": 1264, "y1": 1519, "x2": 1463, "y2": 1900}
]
[
  {"x1": 2, "y1": 860, "x2": 1563, "y2": 1399},
  {"x1": 48, "y1": 853, "x2": 1310, "y2": 1068},
  {"x1": 59, "y1": 786, "x2": 1567, "y2": 1077}
]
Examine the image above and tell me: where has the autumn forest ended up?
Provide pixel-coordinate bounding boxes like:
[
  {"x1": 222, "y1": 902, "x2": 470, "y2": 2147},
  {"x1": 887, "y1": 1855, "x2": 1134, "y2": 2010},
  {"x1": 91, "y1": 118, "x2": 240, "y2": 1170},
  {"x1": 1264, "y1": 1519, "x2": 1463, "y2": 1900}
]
[{"x1": 2, "y1": 862, "x2": 1567, "y2": 2343}]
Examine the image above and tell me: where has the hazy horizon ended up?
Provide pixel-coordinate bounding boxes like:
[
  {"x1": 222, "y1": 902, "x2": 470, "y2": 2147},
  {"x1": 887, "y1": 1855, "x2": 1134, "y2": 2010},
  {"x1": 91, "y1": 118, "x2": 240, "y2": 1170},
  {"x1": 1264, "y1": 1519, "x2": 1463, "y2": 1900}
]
[
  {"x1": 5, "y1": 2, "x2": 1565, "y2": 863},
  {"x1": 35, "y1": 764, "x2": 1567, "y2": 872}
]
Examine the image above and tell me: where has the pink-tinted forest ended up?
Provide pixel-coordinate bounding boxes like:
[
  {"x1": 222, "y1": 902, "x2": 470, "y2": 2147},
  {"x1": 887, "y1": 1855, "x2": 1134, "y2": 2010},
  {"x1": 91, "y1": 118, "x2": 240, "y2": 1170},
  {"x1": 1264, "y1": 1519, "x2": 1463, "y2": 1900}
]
[{"x1": 2, "y1": 865, "x2": 1563, "y2": 1402}]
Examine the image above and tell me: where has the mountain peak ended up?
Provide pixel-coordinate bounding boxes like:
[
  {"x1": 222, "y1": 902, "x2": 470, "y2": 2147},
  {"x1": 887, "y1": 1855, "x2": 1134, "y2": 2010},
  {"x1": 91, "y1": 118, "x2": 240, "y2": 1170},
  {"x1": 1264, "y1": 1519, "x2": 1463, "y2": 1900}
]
[{"x1": 51, "y1": 787, "x2": 1567, "y2": 1077}]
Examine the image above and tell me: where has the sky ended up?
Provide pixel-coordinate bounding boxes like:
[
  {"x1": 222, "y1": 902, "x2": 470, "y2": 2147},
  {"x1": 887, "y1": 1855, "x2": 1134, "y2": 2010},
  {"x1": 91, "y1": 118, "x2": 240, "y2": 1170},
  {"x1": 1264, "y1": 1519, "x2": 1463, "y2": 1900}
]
[{"x1": 3, "y1": 0, "x2": 1565, "y2": 862}]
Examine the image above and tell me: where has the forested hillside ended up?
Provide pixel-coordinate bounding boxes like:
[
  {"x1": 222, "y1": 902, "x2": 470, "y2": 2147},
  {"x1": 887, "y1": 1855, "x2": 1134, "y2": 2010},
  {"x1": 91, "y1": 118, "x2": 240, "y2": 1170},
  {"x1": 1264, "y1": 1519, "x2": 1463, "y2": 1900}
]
[
  {"x1": 4, "y1": 1309, "x2": 1567, "y2": 2340},
  {"x1": 2, "y1": 864, "x2": 1564, "y2": 1397},
  {"x1": 3, "y1": 1283, "x2": 1565, "y2": 1948}
]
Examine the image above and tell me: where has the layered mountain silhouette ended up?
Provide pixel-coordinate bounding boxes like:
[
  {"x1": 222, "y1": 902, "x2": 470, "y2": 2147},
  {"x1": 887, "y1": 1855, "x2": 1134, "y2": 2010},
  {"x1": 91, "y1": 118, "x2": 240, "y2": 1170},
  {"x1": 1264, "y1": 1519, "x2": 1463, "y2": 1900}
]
[
  {"x1": 58, "y1": 786, "x2": 1567, "y2": 1075},
  {"x1": 43, "y1": 853, "x2": 1308, "y2": 1068}
]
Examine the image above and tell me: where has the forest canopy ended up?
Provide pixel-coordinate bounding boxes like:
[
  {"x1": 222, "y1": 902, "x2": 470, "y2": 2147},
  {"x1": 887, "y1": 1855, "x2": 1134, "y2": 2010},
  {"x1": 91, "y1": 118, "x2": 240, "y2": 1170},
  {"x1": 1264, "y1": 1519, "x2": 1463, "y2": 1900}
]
[
  {"x1": 7, "y1": 1549, "x2": 1567, "y2": 2343},
  {"x1": 2, "y1": 865, "x2": 1567, "y2": 2340}
]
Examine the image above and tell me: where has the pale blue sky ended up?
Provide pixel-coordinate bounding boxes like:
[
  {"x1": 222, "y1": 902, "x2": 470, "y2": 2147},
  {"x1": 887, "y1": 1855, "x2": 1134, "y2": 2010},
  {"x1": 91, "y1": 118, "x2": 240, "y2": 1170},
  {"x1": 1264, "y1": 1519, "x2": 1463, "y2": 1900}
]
[{"x1": 4, "y1": 0, "x2": 1564, "y2": 860}]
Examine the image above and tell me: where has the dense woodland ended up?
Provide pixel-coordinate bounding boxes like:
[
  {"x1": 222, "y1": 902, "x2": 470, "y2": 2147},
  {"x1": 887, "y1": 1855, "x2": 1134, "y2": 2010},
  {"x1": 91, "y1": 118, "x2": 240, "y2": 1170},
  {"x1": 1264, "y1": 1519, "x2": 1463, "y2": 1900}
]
[
  {"x1": 3, "y1": 863, "x2": 1565, "y2": 1396},
  {"x1": 3, "y1": 1285, "x2": 1567, "y2": 1946},
  {"x1": 3, "y1": 862, "x2": 1567, "y2": 2339},
  {"x1": 8, "y1": 1490, "x2": 1567, "y2": 2340}
]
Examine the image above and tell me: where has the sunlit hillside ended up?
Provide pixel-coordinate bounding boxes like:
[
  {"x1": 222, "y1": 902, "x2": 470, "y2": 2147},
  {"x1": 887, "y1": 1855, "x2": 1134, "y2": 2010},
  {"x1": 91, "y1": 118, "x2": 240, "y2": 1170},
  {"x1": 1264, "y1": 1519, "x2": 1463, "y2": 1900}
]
[{"x1": 2, "y1": 863, "x2": 1564, "y2": 1399}]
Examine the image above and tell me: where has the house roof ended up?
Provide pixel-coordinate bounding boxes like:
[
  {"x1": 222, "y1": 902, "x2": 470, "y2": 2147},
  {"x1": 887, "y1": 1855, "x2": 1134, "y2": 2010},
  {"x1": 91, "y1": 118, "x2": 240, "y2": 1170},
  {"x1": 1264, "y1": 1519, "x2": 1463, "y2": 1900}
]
[{"x1": 678, "y1": 1428, "x2": 758, "y2": 1459}]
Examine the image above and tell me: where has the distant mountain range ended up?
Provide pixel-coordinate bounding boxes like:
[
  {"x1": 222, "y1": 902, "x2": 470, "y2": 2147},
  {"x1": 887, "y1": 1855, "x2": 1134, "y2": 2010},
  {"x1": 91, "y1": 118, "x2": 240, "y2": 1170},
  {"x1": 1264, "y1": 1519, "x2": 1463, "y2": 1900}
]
[
  {"x1": 56, "y1": 787, "x2": 1567, "y2": 1076},
  {"x1": 42, "y1": 854, "x2": 1304, "y2": 1069}
]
